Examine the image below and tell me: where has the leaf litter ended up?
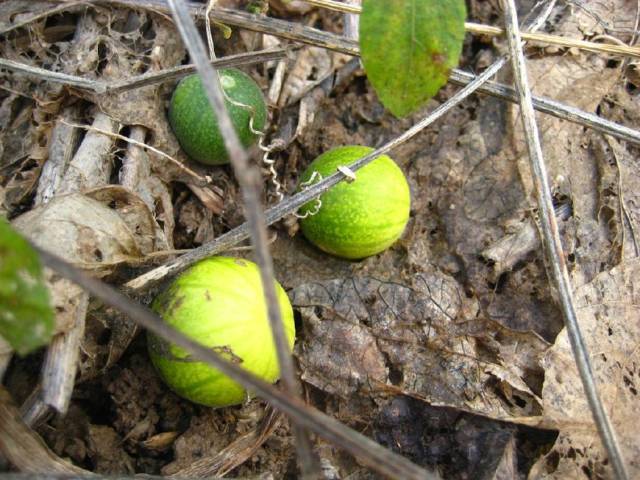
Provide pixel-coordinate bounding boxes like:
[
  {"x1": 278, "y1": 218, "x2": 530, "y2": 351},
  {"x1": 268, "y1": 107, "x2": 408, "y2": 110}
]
[{"x1": 0, "y1": 0, "x2": 639, "y2": 478}]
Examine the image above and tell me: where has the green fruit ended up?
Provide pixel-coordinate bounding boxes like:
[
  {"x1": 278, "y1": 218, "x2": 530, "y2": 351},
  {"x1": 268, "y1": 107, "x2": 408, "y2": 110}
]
[
  {"x1": 298, "y1": 145, "x2": 410, "y2": 260},
  {"x1": 147, "y1": 256, "x2": 295, "y2": 408},
  {"x1": 168, "y1": 69, "x2": 267, "y2": 165}
]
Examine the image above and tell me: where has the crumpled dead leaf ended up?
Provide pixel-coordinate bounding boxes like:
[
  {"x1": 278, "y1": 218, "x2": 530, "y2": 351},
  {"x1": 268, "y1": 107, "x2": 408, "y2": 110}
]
[
  {"x1": 12, "y1": 187, "x2": 156, "y2": 334},
  {"x1": 0, "y1": 1, "x2": 57, "y2": 31},
  {"x1": 13, "y1": 187, "x2": 156, "y2": 272},
  {"x1": 278, "y1": 47, "x2": 350, "y2": 107},
  {"x1": 510, "y1": 0, "x2": 635, "y2": 287},
  {"x1": 291, "y1": 269, "x2": 544, "y2": 420},
  {"x1": 529, "y1": 258, "x2": 640, "y2": 479}
]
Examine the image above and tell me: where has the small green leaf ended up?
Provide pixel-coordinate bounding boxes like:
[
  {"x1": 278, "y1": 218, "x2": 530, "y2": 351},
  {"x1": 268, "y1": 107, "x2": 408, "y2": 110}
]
[
  {"x1": 0, "y1": 218, "x2": 54, "y2": 355},
  {"x1": 359, "y1": 0, "x2": 466, "y2": 117}
]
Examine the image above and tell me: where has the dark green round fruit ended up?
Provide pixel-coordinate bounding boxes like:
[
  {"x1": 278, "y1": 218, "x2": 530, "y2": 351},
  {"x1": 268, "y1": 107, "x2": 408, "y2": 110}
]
[
  {"x1": 147, "y1": 256, "x2": 295, "y2": 408},
  {"x1": 298, "y1": 145, "x2": 411, "y2": 260},
  {"x1": 168, "y1": 69, "x2": 267, "y2": 165}
]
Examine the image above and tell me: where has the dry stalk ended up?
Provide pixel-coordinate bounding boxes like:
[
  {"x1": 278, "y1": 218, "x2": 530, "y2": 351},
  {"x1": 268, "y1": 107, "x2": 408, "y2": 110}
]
[
  {"x1": 165, "y1": 0, "x2": 318, "y2": 477},
  {"x1": 501, "y1": 1, "x2": 629, "y2": 478},
  {"x1": 96, "y1": 0, "x2": 640, "y2": 147},
  {"x1": 0, "y1": 49, "x2": 288, "y2": 94},
  {"x1": 302, "y1": 0, "x2": 640, "y2": 59},
  {"x1": 60, "y1": 120, "x2": 212, "y2": 187},
  {"x1": 0, "y1": 387, "x2": 93, "y2": 475}
]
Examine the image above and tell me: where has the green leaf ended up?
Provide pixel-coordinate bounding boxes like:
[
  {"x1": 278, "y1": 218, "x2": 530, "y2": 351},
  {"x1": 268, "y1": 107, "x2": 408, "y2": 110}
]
[
  {"x1": 0, "y1": 218, "x2": 54, "y2": 355},
  {"x1": 359, "y1": 0, "x2": 466, "y2": 117}
]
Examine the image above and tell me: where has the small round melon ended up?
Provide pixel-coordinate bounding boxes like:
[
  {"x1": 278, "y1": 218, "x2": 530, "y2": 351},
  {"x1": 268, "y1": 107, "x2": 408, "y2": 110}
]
[
  {"x1": 168, "y1": 69, "x2": 267, "y2": 165},
  {"x1": 298, "y1": 146, "x2": 411, "y2": 260},
  {"x1": 147, "y1": 256, "x2": 295, "y2": 408}
]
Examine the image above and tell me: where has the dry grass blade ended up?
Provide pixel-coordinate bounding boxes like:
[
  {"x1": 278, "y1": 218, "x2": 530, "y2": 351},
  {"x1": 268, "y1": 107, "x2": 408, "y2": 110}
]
[
  {"x1": 501, "y1": 1, "x2": 629, "y2": 478},
  {"x1": 99, "y1": 0, "x2": 640, "y2": 146},
  {"x1": 0, "y1": 49, "x2": 288, "y2": 94},
  {"x1": 165, "y1": 0, "x2": 318, "y2": 476},
  {"x1": 0, "y1": 2, "x2": 87, "y2": 35},
  {"x1": 302, "y1": 0, "x2": 640, "y2": 58},
  {"x1": 125, "y1": 52, "x2": 513, "y2": 293},
  {"x1": 35, "y1": 246, "x2": 436, "y2": 480}
]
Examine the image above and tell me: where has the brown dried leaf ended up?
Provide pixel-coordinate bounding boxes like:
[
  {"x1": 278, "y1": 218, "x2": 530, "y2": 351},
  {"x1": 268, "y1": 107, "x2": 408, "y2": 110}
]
[
  {"x1": 510, "y1": 0, "x2": 635, "y2": 285},
  {"x1": 12, "y1": 189, "x2": 155, "y2": 334},
  {"x1": 531, "y1": 259, "x2": 640, "y2": 479},
  {"x1": 12, "y1": 190, "x2": 154, "y2": 272},
  {"x1": 0, "y1": 1, "x2": 57, "y2": 30},
  {"x1": 292, "y1": 270, "x2": 543, "y2": 420},
  {"x1": 278, "y1": 47, "x2": 349, "y2": 107},
  {"x1": 141, "y1": 431, "x2": 179, "y2": 451},
  {"x1": 84, "y1": 185, "x2": 157, "y2": 257}
]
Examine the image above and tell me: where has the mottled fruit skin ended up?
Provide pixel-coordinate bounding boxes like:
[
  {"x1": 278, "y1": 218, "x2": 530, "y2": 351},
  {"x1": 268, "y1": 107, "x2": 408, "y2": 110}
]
[
  {"x1": 148, "y1": 257, "x2": 295, "y2": 408},
  {"x1": 299, "y1": 146, "x2": 411, "y2": 259},
  {"x1": 168, "y1": 69, "x2": 267, "y2": 165}
]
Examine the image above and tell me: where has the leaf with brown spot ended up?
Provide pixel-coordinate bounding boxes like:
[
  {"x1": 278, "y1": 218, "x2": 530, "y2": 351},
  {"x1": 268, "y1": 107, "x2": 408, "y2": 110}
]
[{"x1": 359, "y1": 0, "x2": 466, "y2": 117}]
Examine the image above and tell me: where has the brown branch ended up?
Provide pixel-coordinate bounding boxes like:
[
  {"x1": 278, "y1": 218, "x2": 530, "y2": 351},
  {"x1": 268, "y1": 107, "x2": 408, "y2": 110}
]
[{"x1": 0, "y1": 48, "x2": 288, "y2": 94}]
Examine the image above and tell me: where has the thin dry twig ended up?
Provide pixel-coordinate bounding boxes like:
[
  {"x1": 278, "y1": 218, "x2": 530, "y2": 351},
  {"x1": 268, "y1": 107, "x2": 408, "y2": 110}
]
[
  {"x1": 466, "y1": 21, "x2": 640, "y2": 58},
  {"x1": 0, "y1": 2, "x2": 87, "y2": 35},
  {"x1": 165, "y1": 0, "x2": 318, "y2": 477},
  {"x1": 448, "y1": 69, "x2": 640, "y2": 145},
  {"x1": 0, "y1": 48, "x2": 288, "y2": 94},
  {"x1": 125, "y1": 49, "x2": 518, "y2": 293},
  {"x1": 0, "y1": 58, "x2": 107, "y2": 92},
  {"x1": 35, "y1": 245, "x2": 435, "y2": 480},
  {"x1": 501, "y1": 1, "x2": 629, "y2": 479},
  {"x1": 96, "y1": 0, "x2": 640, "y2": 147},
  {"x1": 60, "y1": 120, "x2": 212, "y2": 187},
  {"x1": 302, "y1": 0, "x2": 640, "y2": 58},
  {"x1": 107, "y1": 47, "x2": 290, "y2": 93}
]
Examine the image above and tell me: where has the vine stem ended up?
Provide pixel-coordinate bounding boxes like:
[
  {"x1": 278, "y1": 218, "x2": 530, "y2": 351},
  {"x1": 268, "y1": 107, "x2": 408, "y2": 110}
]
[
  {"x1": 125, "y1": 51, "x2": 514, "y2": 293},
  {"x1": 165, "y1": 0, "x2": 319, "y2": 477},
  {"x1": 501, "y1": 1, "x2": 629, "y2": 478},
  {"x1": 93, "y1": 0, "x2": 640, "y2": 146}
]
